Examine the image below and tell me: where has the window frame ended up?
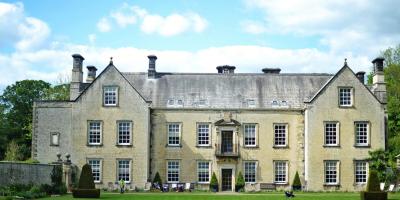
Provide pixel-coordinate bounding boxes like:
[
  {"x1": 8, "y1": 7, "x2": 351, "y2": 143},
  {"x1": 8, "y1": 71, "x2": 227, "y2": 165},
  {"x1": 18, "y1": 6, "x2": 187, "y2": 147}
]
[
  {"x1": 87, "y1": 158, "x2": 102, "y2": 183},
  {"x1": 274, "y1": 160, "x2": 288, "y2": 184},
  {"x1": 243, "y1": 124, "x2": 257, "y2": 147},
  {"x1": 354, "y1": 121, "x2": 370, "y2": 147},
  {"x1": 50, "y1": 132, "x2": 60, "y2": 146},
  {"x1": 197, "y1": 123, "x2": 211, "y2": 147},
  {"x1": 197, "y1": 161, "x2": 211, "y2": 183},
  {"x1": 117, "y1": 120, "x2": 133, "y2": 146},
  {"x1": 273, "y1": 123, "x2": 288, "y2": 148},
  {"x1": 354, "y1": 161, "x2": 368, "y2": 184},
  {"x1": 244, "y1": 161, "x2": 257, "y2": 183},
  {"x1": 338, "y1": 87, "x2": 353, "y2": 107},
  {"x1": 167, "y1": 160, "x2": 180, "y2": 183},
  {"x1": 323, "y1": 121, "x2": 340, "y2": 147},
  {"x1": 116, "y1": 159, "x2": 131, "y2": 183},
  {"x1": 103, "y1": 86, "x2": 119, "y2": 107},
  {"x1": 87, "y1": 120, "x2": 103, "y2": 146},
  {"x1": 167, "y1": 123, "x2": 182, "y2": 147},
  {"x1": 324, "y1": 160, "x2": 340, "y2": 185}
]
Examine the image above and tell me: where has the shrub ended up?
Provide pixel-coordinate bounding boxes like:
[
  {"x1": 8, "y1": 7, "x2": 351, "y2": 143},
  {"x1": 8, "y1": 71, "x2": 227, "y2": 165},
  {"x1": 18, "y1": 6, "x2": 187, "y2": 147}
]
[
  {"x1": 72, "y1": 189, "x2": 100, "y2": 198},
  {"x1": 39, "y1": 184, "x2": 53, "y2": 195},
  {"x1": 210, "y1": 172, "x2": 218, "y2": 192},
  {"x1": 78, "y1": 164, "x2": 95, "y2": 189},
  {"x1": 153, "y1": 172, "x2": 162, "y2": 186},
  {"x1": 51, "y1": 165, "x2": 63, "y2": 187},
  {"x1": 367, "y1": 170, "x2": 380, "y2": 192},
  {"x1": 292, "y1": 171, "x2": 302, "y2": 190},
  {"x1": 235, "y1": 172, "x2": 245, "y2": 192}
]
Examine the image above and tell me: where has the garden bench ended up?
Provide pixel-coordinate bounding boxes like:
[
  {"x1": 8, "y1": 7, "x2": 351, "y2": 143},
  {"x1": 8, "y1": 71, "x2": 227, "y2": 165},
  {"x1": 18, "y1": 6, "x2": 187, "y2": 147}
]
[{"x1": 260, "y1": 183, "x2": 276, "y2": 191}]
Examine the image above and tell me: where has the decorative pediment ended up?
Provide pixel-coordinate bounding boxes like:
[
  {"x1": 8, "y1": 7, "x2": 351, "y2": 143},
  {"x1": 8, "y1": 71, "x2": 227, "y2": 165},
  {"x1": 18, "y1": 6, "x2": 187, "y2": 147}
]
[{"x1": 214, "y1": 112, "x2": 241, "y2": 126}]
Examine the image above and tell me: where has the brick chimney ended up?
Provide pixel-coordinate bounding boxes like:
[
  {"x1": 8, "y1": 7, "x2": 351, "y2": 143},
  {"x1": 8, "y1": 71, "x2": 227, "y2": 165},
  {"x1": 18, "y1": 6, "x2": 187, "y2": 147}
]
[
  {"x1": 86, "y1": 66, "x2": 97, "y2": 83},
  {"x1": 70, "y1": 54, "x2": 84, "y2": 100},
  {"x1": 148, "y1": 55, "x2": 157, "y2": 78},
  {"x1": 355, "y1": 71, "x2": 365, "y2": 84},
  {"x1": 371, "y1": 57, "x2": 386, "y2": 103},
  {"x1": 262, "y1": 68, "x2": 281, "y2": 74},
  {"x1": 216, "y1": 65, "x2": 235, "y2": 74}
]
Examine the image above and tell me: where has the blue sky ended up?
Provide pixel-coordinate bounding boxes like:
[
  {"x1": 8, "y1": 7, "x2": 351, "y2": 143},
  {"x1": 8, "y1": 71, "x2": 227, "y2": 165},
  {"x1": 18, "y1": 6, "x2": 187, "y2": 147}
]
[{"x1": 0, "y1": 0, "x2": 400, "y2": 91}]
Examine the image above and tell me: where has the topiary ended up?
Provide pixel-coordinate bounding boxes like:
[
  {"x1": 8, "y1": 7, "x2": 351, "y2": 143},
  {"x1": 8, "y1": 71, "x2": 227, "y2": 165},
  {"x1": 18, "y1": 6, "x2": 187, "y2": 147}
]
[
  {"x1": 366, "y1": 170, "x2": 380, "y2": 192},
  {"x1": 292, "y1": 171, "x2": 302, "y2": 190},
  {"x1": 153, "y1": 172, "x2": 162, "y2": 186},
  {"x1": 78, "y1": 164, "x2": 95, "y2": 189},
  {"x1": 51, "y1": 165, "x2": 63, "y2": 188},
  {"x1": 210, "y1": 172, "x2": 218, "y2": 191},
  {"x1": 235, "y1": 171, "x2": 245, "y2": 192}
]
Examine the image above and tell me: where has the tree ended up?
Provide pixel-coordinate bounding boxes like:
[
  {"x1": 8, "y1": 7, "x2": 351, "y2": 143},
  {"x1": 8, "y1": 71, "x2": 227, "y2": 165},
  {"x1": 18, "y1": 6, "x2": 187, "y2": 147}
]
[
  {"x1": 235, "y1": 171, "x2": 245, "y2": 192},
  {"x1": 292, "y1": 171, "x2": 302, "y2": 190},
  {"x1": 153, "y1": 172, "x2": 162, "y2": 186},
  {"x1": 368, "y1": 149, "x2": 397, "y2": 183},
  {"x1": 4, "y1": 140, "x2": 25, "y2": 161}
]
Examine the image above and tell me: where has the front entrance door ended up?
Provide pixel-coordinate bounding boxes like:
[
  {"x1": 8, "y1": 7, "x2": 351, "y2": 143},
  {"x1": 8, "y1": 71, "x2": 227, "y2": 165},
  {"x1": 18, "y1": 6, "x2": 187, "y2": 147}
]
[
  {"x1": 221, "y1": 131, "x2": 233, "y2": 154},
  {"x1": 221, "y1": 169, "x2": 232, "y2": 191}
]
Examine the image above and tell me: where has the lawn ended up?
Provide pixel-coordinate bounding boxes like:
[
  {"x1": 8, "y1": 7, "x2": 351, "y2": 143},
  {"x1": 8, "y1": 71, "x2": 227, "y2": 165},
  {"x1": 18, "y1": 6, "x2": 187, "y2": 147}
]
[{"x1": 36, "y1": 192, "x2": 400, "y2": 200}]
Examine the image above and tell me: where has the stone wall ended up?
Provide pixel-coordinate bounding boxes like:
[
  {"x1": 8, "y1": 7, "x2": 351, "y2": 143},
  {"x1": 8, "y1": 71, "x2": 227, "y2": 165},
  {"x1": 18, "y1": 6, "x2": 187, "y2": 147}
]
[{"x1": 0, "y1": 162, "x2": 59, "y2": 186}]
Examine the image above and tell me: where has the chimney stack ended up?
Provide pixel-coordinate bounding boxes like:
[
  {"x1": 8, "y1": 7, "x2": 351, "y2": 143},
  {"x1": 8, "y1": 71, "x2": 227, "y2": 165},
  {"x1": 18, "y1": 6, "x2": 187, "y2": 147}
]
[
  {"x1": 355, "y1": 71, "x2": 365, "y2": 84},
  {"x1": 371, "y1": 57, "x2": 386, "y2": 103},
  {"x1": 70, "y1": 54, "x2": 85, "y2": 100},
  {"x1": 216, "y1": 65, "x2": 236, "y2": 74},
  {"x1": 86, "y1": 66, "x2": 97, "y2": 83},
  {"x1": 262, "y1": 68, "x2": 281, "y2": 74},
  {"x1": 148, "y1": 55, "x2": 157, "y2": 78}
]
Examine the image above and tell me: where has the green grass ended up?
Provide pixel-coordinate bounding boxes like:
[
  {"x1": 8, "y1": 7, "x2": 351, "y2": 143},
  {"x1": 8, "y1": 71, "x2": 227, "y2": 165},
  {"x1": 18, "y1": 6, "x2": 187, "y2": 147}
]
[{"x1": 34, "y1": 192, "x2": 400, "y2": 200}]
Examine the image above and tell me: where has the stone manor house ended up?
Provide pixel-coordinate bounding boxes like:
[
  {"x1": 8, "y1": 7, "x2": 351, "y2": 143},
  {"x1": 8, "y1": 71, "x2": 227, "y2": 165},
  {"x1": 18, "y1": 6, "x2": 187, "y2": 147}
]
[{"x1": 32, "y1": 54, "x2": 387, "y2": 192}]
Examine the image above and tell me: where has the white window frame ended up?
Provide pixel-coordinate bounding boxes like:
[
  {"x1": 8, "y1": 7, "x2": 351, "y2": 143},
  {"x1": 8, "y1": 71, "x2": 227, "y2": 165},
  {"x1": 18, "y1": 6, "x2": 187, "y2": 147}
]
[
  {"x1": 354, "y1": 161, "x2": 368, "y2": 184},
  {"x1": 87, "y1": 159, "x2": 102, "y2": 183},
  {"x1": 324, "y1": 122, "x2": 339, "y2": 146},
  {"x1": 244, "y1": 124, "x2": 257, "y2": 147},
  {"x1": 50, "y1": 132, "x2": 60, "y2": 146},
  {"x1": 324, "y1": 160, "x2": 339, "y2": 185},
  {"x1": 117, "y1": 121, "x2": 132, "y2": 145},
  {"x1": 117, "y1": 159, "x2": 131, "y2": 183},
  {"x1": 273, "y1": 123, "x2": 288, "y2": 147},
  {"x1": 197, "y1": 123, "x2": 211, "y2": 147},
  {"x1": 88, "y1": 121, "x2": 102, "y2": 145},
  {"x1": 167, "y1": 123, "x2": 181, "y2": 146},
  {"x1": 355, "y1": 121, "x2": 369, "y2": 146},
  {"x1": 339, "y1": 87, "x2": 353, "y2": 107},
  {"x1": 103, "y1": 86, "x2": 118, "y2": 106},
  {"x1": 167, "y1": 160, "x2": 180, "y2": 183},
  {"x1": 197, "y1": 161, "x2": 210, "y2": 183},
  {"x1": 247, "y1": 99, "x2": 256, "y2": 108},
  {"x1": 274, "y1": 161, "x2": 288, "y2": 184},
  {"x1": 244, "y1": 161, "x2": 257, "y2": 183}
]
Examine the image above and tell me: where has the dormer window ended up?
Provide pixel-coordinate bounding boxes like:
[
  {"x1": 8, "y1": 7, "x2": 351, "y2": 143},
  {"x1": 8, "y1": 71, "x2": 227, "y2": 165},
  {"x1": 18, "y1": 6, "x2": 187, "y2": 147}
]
[
  {"x1": 177, "y1": 100, "x2": 184, "y2": 107},
  {"x1": 198, "y1": 99, "x2": 206, "y2": 107},
  {"x1": 281, "y1": 101, "x2": 288, "y2": 107},
  {"x1": 103, "y1": 86, "x2": 118, "y2": 106},
  {"x1": 167, "y1": 99, "x2": 175, "y2": 106},
  {"x1": 247, "y1": 99, "x2": 256, "y2": 108},
  {"x1": 339, "y1": 87, "x2": 353, "y2": 107},
  {"x1": 272, "y1": 100, "x2": 278, "y2": 107}
]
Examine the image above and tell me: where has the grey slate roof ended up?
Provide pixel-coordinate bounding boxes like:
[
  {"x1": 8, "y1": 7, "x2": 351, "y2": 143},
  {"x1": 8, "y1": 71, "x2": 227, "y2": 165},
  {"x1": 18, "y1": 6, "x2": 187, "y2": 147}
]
[{"x1": 122, "y1": 72, "x2": 333, "y2": 109}]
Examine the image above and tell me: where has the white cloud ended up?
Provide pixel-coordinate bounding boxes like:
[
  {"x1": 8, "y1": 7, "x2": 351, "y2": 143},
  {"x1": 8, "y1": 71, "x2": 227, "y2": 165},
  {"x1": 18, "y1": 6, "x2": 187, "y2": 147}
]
[
  {"x1": 0, "y1": 2, "x2": 50, "y2": 51},
  {"x1": 88, "y1": 34, "x2": 96, "y2": 44},
  {"x1": 98, "y1": 4, "x2": 208, "y2": 36},
  {"x1": 241, "y1": 20, "x2": 267, "y2": 34},
  {"x1": 97, "y1": 17, "x2": 111, "y2": 32}
]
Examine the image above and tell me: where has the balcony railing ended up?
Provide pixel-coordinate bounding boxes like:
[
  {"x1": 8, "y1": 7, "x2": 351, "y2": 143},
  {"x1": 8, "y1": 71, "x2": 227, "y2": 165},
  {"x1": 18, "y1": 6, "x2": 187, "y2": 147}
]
[{"x1": 215, "y1": 143, "x2": 239, "y2": 157}]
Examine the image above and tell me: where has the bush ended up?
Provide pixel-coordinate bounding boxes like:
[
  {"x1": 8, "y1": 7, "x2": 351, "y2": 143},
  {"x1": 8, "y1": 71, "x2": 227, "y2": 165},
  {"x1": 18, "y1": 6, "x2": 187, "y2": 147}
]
[
  {"x1": 153, "y1": 172, "x2": 162, "y2": 186},
  {"x1": 210, "y1": 172, "x2": 218, "y2": 192},
  {"x1": 367, "y1": 170, "x2": 380, "y2": 192},
  {"x1": 72, "y1": 189, "x2": 100, "y2": 198},
  {"x1": 360, "y1": 191, "x2": 388, "y2": 200},
  {"x1": 51, "y1": 165, "x2": 63, "y2": 187},
  {"x1": 235, "y1": 172, "x2": 245, "y2": 192},
  {"x1": 292, "y1": 171, "x2": 302, "y2": 190},
  {"x1": 39, "y1": 184, "x2": 53, "y2": 195},
  {"x1": 78, "y1": 164, "x2": 95, "y2": 189}
]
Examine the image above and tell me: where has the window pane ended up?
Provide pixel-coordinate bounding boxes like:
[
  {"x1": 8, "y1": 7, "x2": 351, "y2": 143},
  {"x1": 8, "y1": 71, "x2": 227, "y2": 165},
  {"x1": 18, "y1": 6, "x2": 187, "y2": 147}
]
[
  {"x1": 274, "y1": 124, "x2": 287, "y2": 146},
  {"x1": 245, "y1": 162, "x2": 256, "y2": 183},
  {"x1": 355, "y1": 122, "x2": 368, "y2": 145},
  {"x1": 197, "y1": 162, "x2": 210, "y2": 182},
  {"x1": 355, "y1": 162, "x2": 367, "y2": 183},
  {"x1": 168, "y1": 124, "x2": 180, "y2": 145},
  {"x1": 104, "y1": 87, "x2": 117, "y2": 105},
  {"x1": 339, "y1": 88, "x2": 352, "y2": 106},
  {"x1": 88, "y1": 159, "x2": 101, "y2": 182},
  {"x1": 244, "y1": 124, "x2": 256, "y2": 146},
  {"x1": 325, "y1": 123, "x2": 337, "y2": 145},
  {"x1": 325, "y1": 161, "x2": 337, "y2": 184},
  {"x1": 89, "y1": 122, "x2": 101, "y2": 144},
  {"x1": 118, "y1": 160, "x2": 130, "y2": 182},
  {"x1": 197, "y1": 124, "x2": 210, "y2": 146},
  {"x1": 274, "y1": 161, "x2": 287, "y2": 183},
  {"x1": 167, "y1": 161, "x2": 180, "y2": 182},
  {"x1": 118, "y1": 122, "x2": 131, "y2": 145}
]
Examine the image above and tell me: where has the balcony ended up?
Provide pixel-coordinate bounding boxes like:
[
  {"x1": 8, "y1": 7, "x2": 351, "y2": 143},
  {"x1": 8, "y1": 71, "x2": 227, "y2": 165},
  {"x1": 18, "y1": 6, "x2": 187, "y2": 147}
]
[{"x1": 215, "y1": 143, "x2": 239, "y2": 158}]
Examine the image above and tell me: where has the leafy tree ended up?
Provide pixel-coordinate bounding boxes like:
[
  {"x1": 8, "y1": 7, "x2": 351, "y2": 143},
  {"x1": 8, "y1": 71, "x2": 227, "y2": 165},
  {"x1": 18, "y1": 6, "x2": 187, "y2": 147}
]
[
  {"x1": 4, "y1": 140, "x2": 25, "y2": 161},
  {"x1": 368, "y1": 149, "x2": 397, "y2": 182},
  {"x1": 45, "y1": 83, "x2": 70, "y2": 100}
]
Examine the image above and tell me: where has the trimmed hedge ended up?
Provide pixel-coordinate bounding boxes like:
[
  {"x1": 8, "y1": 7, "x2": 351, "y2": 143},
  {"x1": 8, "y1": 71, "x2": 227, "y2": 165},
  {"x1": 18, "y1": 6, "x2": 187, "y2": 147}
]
[
  {"x1": 72, "y1": 188, "x2": 100, "y2": 198},
  {"x1": 153, "y1": 172, "x2": 162, "y2": 186},
  {"x1": 292, "y1": 171, "x2": 302, "y2": 191},
  {"x1": 78, "y1": 164, "x2": 96, "y2": 189},
  {"x1": 235, "y1": 172, "x2": 245, "y2": 192},
  {"x1": 210, "y1": 172, "x2": 218, "y2": 192},
  {"x1": 360, "y1": 191, "x2": 387, "y2": 200},
  {"x1": 366, "y1": 170, "x2": 380, "y2": 192}
]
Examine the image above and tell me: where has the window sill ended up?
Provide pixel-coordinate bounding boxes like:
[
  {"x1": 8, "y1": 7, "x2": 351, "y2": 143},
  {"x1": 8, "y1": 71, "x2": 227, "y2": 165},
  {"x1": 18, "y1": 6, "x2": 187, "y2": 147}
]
[
  {"x1": 94, "y1": 181, "x2": 103, "y2": 184},
  {"x1": 165, "y1": 144, "x2": 182, "y2": 148},
  {"x1": 50, "y1": 144, "x2": 59, "y2": 147},
  {"x1": 338, "y1": 105, "x2": 354, "y2": 109},
  {"x1": 273, "y1": 146, "x2": 289, "y2": 149},
  {"x1": 196, "y1": 145, "x2": 212, "y2": 148},
  {"x1": 243, "y1": 145, "x2": 259, "y2": 149},
  {"x1": 116, "y1": 144, "x2": 133, "y2": 148},
  {"x1": 323, "y1": 183, "x2": 340, "y2": 187},
  {"x1": 353, "y1": 183, "x2": 366, "y2": 186},
  {"x1": 274, "y1": 182, "x2": 288, "y2": 186},
  {"x1": 103, "y1": 105, "x2": 119, "y2": 107},
  {"x1": 197, "y1": 182, "x2": 210, "y2": 185},
  {"x1": 87, "y1": 144, "x2": 103, "y2": 147},
  {"x1": 354, "y1": 145, "x2": 370, "y2": 148},
  {"x1": 323, "y1": 145, "x2": 340, "y2": 148}
]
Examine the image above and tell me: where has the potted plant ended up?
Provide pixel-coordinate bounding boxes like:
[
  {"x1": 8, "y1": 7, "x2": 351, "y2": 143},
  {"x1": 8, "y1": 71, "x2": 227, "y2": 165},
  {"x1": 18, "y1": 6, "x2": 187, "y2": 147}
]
[
  {"x1": 292, "y1": 171, "x2": 302, "y2": 191},
  {"x1": 235, "y1": 172, "x2": 245, "y2": 192},
  {"x1": 210, "y1": 172, "x2": 219, "y2": 192},
  {"x1": 360, "y1": 170, "x2": 387, "y2": 200}
]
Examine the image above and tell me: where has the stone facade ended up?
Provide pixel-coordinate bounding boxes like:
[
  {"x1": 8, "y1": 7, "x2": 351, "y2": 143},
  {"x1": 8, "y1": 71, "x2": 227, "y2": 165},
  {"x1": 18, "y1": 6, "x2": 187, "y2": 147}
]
[{"x1": 32, "y1": 55, "x2": 386, "y2": 191}]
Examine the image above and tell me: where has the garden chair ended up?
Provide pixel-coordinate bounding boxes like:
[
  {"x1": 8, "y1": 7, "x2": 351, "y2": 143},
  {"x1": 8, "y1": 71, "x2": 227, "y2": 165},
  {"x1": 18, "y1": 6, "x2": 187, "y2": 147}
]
[
  {"x1": 285, "y1": 191, "x2": 295, "y2": 199},
  {"x1": 171, "y1": 183, "x2": 178, "y2": 192},
  {"x1": 380, "y1": 182, "x2": 385, "y2": 191},
  {"x1": 387, "y1": 184, "x2": 395, "y2": 192},
  {"x1": 177, "y1": 183, "x2": 184, "y2": 192},
  {"x1": 162, "y1": 184, "x2": 169, "y2": 192},
  {"x1": 185, "y1": 183, "x2": 191, "y2": 192}
]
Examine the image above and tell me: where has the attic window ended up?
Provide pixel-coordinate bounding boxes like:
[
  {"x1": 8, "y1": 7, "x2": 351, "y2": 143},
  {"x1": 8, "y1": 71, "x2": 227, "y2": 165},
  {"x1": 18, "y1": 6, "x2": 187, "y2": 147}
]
[
  {"x1": 247, "y1": 99, "x2": 256, "y2": 108},
  {"x1": 281, "y1": 101, "x2": 288, "y2": 107},
  {"x1": 272, "y1": 100, "x2": 278, "y2": 106},
  {"x1": 198, "y1": 99, "x2": 206, "y2": 107},
  {"x1": 177, "y1": 100, "x2": 184, "y2": 106},
  {"x1": 167, "y1": 99, "x2": 174, "y2": 106}
]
